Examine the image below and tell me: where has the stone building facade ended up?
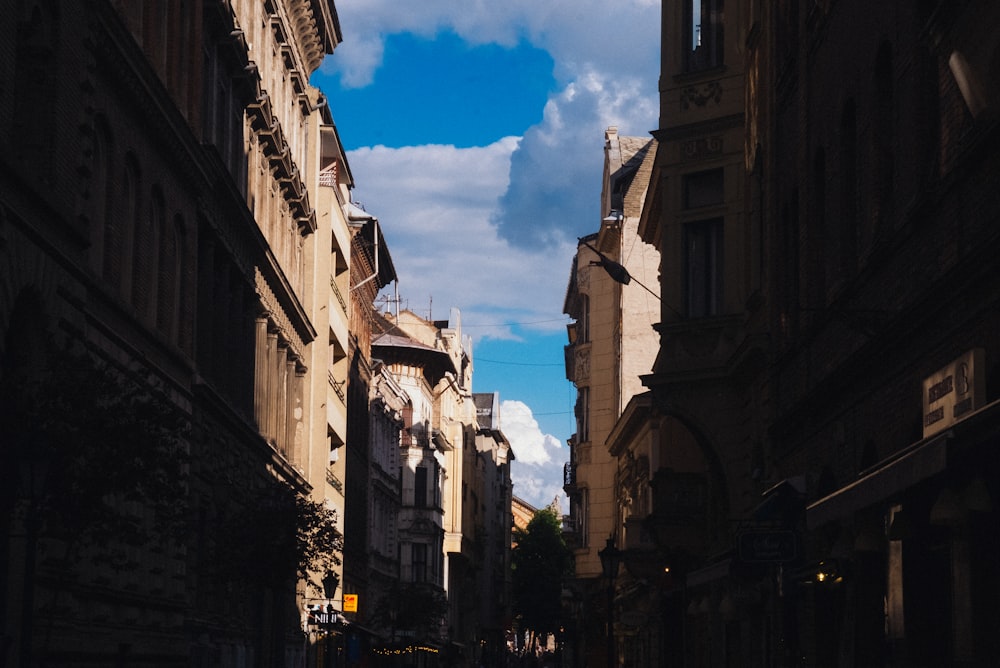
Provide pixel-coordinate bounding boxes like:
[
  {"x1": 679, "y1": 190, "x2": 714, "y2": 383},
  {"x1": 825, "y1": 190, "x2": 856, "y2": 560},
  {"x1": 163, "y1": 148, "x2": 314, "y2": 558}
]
[
  {"x1": 562, "y1": 128, "x2": 660, "y2": 668},
  {"x1": 627, "y1": 0, "x2": 1000, "y2": 666},
  {"x1": 0, "y1": 1, "x2": 366, "y2": 665}
]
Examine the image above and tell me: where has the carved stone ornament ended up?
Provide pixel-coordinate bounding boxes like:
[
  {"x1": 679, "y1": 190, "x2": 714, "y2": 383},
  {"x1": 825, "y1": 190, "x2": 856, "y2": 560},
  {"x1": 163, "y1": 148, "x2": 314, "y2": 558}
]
[
  {"x1": 575, "y1": 348, "x2": 590, "y2": 381},
  {"x1": 681, "y1": 81, "x2": 723, "y2": 110}
]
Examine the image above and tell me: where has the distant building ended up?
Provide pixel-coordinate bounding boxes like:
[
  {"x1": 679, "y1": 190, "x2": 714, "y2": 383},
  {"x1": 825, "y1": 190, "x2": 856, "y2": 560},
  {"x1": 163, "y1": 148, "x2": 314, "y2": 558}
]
[
  {"x1": 473, "y1": 392, "x2": 515, "y2": 667},
  {"x1": 343, "y1": 204, "x2": 397, "y2": 662},
  {"x1": 511, "y1": 496, "x2": 539, "y2": 536}
]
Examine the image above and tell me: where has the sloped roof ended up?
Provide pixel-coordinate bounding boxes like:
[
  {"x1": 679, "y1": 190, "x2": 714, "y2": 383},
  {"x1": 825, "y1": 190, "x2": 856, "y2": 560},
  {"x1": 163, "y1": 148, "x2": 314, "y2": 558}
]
[{"x1": 371, "y1": 331, "x2": 456, "y2": 386}]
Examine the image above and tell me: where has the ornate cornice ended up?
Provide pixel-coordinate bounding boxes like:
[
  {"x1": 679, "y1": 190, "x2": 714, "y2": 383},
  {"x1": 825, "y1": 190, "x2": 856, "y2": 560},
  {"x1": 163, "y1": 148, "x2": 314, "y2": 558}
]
[
  {"x1": 287, "y1": 0, "x2": 326, "y2": 74},
  {"x1": 255, "y1": 266, "x2": 305, "y2": 359}
]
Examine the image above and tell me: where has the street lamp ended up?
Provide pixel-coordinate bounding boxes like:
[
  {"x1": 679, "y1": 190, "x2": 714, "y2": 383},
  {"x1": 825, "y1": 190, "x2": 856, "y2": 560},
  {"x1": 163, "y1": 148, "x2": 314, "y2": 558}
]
[
  {"x1": 321, "y1": 572, "x2": 340, "y2": 668},
  {"x1": 18, "y1": 447, "x2": 51, "y2": 668},
  {"x1": 598, "y1": 536, "x2": 622, "y2": 668},
  {"x1": 579, "y1": 239, "x2": 684, "y2": 320}
]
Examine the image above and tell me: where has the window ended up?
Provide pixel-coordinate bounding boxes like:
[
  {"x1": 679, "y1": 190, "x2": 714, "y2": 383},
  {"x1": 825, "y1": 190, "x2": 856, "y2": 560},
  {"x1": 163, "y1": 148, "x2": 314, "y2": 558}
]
[
  {"x1": 873, "y1": 41, "x2": 894, "y2": 235},
  {"x1": 415, "y1": 465, "x2": 427, "y2": 508},
  {"x1": 578, "y1": 295, "x2": 590, "y2": 343},
  {"x1": 683, "y1": 169, "x2": 724, "y2": 209},
  {"x1": 839, "y1": 101, "x2": 858, "y2": 277},
  {"x1": 686, "y1": 0, "x2": 724, "y2": 71},
  {"x1": 412, "y1": 543, "x2": 427, "y2": 583},
  {"x1": 684, "y1": 219, "x2": 723, "y2": 317},
  {"x1": 156, "y1": 214, "x2": 184, "y2": 341},
  {"x1": 576, "y1": 387, "x2": 590, "y2": 444}
]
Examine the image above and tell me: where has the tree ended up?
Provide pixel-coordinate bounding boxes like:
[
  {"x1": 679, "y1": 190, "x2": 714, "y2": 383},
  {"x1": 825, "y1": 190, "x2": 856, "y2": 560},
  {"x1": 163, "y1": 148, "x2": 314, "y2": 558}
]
[
  {"x1": 0, "y1": 339, "x2": 189, "y2": 555},
  {"x1": 511, "y1": 507, "x2": 573, "y2": 650},
  {"x1": 370, "y1": 581, "x2": 449, "y2": 643},
  {"x1": 221, "y1": 476, "x2": 343, "y2": 593}
]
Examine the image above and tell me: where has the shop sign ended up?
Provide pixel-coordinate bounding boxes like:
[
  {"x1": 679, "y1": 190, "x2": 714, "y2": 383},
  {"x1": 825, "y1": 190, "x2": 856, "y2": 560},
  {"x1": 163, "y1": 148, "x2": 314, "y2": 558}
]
[
  {"x1": 922, "y1": 349, "x2": 985, "y2": 438},
  {"x1": 343, "y1": 594, "x2": 358, "y2": 612},
  {"x1": 737, "y1": 529, "x2": 797, "y2": 563}
]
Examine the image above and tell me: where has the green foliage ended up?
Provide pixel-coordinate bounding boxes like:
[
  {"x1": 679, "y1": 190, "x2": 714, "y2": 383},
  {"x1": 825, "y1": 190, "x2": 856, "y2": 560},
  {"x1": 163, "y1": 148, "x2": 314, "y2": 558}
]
[
  {"x1": 511, "y1": 507, "x2": 573, "y2": 638},
  {"x1": 371, "y1": 581, "x2": 449, "y2": 641},
  {"x1": 0, "y1": 341, "x2": 189, "y2": 551},
  {"x1": 222, "y1": 478, "x2": 343, "y2": 591}
]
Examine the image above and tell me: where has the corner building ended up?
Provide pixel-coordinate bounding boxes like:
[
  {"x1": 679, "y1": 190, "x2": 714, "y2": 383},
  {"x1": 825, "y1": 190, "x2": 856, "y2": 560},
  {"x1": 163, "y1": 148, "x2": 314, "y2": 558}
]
[{"x1": 562, "y1": 128, "x2": 659, "y2": 668}]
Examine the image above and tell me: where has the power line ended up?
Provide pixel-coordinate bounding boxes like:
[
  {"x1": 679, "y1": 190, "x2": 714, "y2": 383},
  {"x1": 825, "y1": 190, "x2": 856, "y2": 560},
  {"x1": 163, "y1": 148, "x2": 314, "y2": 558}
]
[
  {"x1": 476, "y1": 357, "x2": 564, "y2": 367},
  {"x1": 461, "y1": 317, "x2": 570, "y2": 328}
]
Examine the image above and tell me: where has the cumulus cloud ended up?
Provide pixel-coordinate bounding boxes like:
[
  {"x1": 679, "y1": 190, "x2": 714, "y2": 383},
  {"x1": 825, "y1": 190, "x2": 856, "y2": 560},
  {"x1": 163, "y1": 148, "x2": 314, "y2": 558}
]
[
  {"x1": 501, "y1": 400, "x2": 567, "y2": 511},
  {"x1": 327, "y1": 1, "x2": 660, "y2": 251},
  {"x1": 347, "y1": 139, "x2": 577, "y2": 338}
]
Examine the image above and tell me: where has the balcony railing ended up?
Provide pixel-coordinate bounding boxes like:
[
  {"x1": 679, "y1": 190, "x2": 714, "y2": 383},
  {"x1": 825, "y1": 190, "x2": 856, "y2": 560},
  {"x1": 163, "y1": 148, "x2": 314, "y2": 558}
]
[
  {"x1": 563, "y1": 462, "x2": 576, "y2": 488},
  {"x1": 330, "y1": 276, "x2": 347, "y2": 314},
  {"x1": 326, "y1": 468, "x2": 344, "y2": 493},
  {"x1": 329, "y1": 372, "x2": 346, "y2": 402}
]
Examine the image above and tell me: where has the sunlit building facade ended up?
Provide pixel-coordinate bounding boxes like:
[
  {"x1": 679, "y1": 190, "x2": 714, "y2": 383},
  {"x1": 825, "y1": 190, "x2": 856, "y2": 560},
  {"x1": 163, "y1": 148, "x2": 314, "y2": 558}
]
[{"x1": 562, "y1": 127, "x2": 660, "y2": 668}]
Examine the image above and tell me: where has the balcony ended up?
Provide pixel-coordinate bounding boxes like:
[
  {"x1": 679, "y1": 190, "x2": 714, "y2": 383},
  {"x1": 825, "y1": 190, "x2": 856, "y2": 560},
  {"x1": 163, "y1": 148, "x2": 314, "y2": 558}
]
[
  {"x1": 645, "y1": 470, "x2": 709, "y2": 556},
  {"x1": 651, "y1": 314, "x2": 766, "y2": 385},
  {"x1": 563, "y1": 462, "x2": 577, "y2": 493},
  {"x1": 330, "y1": 275, "x2": 347, "y2": 315},
  {"x1": 328, "y1": 371, "x2": 346, "y2": 402},
  {"x1": 564, "y1": 342, "x2": 591, "y2": 384}
]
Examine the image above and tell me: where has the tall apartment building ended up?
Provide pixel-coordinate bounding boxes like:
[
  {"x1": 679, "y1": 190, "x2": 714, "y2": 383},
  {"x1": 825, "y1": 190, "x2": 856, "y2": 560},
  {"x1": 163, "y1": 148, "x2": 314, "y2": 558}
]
[
  {"x1": 562, "y1": 128, "x2": 659, "y2": 668},
  {"x1": 627, "y1": 0, "x2": 1000, "y2": 665},
  {"x1": 0, "y1": 2, "x2": 370, "y2": 665},
  {"x1": 473, "y1": 392, "x2": 515, "y2": 667},
  {"x1": 755, "y1": 2, "x2": 1000, "y2": 665}
]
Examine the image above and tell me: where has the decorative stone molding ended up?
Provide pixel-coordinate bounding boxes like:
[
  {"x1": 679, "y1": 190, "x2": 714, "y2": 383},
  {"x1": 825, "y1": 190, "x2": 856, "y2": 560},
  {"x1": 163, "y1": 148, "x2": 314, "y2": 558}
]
[
  {"x1": 574, "y1": 347, "x2": 590, "y2": 382},
  {"x1": 681, "y1": 81, "x2": 723, "y2": 109},
  {"x1": 681, "y1": 136, "x2": 724, "y2": 161},
  {"x1": 287, "y1": 0, "x2": 325, "y2": 74},
  {"x1": 255, "y1": 266, "x2": 305, "y2": 359}
]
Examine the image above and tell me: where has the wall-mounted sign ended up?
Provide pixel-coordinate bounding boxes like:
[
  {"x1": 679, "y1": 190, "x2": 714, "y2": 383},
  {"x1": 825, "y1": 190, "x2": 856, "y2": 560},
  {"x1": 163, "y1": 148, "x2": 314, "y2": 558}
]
[
  {"x1": 922, "y1": 349, "x2": 985, "y2": 438},
  {"x1": 737, "y1": 529, "x2": 797, "y2": 563},
  {"x1": 343, "y1": 594, "x2": 358, "y2": 613}
]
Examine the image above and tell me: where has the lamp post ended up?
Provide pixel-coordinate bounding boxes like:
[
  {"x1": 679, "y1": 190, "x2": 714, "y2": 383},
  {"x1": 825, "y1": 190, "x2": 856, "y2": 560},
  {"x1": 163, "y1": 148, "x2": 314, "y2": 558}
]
[
  {"x1": 598, "y1": 536, "x2": 621, "y2": 668},
  {"x1": 18, "y1": 448, "x2": 50, "y2": 668},
  {"x1": 321, "y1": 572, "x2": 340, "y2": 668}
]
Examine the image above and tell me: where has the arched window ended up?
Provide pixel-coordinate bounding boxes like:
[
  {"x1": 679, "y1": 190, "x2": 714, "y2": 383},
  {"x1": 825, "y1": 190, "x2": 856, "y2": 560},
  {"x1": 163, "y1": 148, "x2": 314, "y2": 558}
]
[
  {"x1": 89, "y1": 117, "x2": 113, "y2": 274},
  {"x1": 812, "y1": 148, "x2": 828, "y2": 303},
  {"x1": 157, "y1": 213, "x2": 184, "y2": 341},
  {"x1": 133, "y1": 184, "x2": 163, "y2": 322},
  {"x1": 839, "y1": 99, "x2": 858, "y2": 274},
  {"x1": 106, "y1": 154, "x2": 140, "y2": 293},
  {"x1": 11, "y1": 2, "x2": 58, "y2": 177},
  {"x1": 873, "y1": 41, "x2": 894, "y2": 237}
]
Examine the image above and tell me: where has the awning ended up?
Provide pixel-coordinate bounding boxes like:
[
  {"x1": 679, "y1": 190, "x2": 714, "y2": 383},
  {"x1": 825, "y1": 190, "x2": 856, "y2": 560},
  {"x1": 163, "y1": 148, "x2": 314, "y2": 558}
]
[
  {"x1": 686, "y1": 558, "x2": 732, "y2": 588},
  {"x1": 806, "y1": 431, "x2": 952, "y2": 529}
]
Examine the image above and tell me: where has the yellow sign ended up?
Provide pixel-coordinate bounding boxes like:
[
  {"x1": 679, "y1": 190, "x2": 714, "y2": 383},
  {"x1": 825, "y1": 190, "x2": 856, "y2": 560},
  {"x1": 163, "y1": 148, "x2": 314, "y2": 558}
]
[{"x1": 343, "y1": 594, "x2": 358, "y2": 612}]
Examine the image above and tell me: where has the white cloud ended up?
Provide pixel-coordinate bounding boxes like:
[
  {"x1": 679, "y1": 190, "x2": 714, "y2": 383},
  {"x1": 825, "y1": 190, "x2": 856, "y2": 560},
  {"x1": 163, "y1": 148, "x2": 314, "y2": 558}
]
[
  {"x1": 328, "y1": 1, "x2": 659, "y2": 254},
  {"x1": 347, "y1": 139, "x2": 577, "y2": 338},
  {"x1": 501, "y1": 400, "x2": 559, "y2": 465},
  {"x1": 500, "y1": 400, "x2": 567, "y2": 512}
]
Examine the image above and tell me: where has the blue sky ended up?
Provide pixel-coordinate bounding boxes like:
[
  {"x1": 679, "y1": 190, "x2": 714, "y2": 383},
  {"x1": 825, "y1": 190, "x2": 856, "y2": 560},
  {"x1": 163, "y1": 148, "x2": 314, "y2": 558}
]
[{"x1": 312, "y1": 1, "x2": 660, "y2": 511}]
